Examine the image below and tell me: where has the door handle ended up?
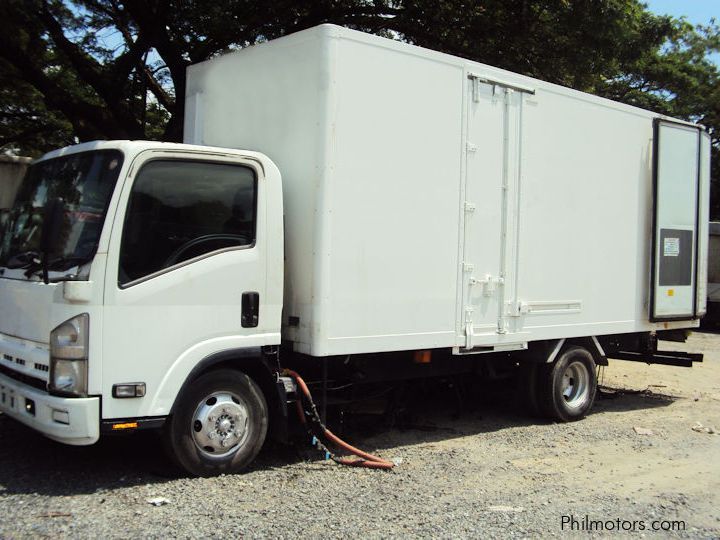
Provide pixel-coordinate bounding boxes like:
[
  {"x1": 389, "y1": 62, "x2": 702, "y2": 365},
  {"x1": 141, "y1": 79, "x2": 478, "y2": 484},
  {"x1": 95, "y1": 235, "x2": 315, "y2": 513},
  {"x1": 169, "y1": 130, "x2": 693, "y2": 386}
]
[
  {"x1": 241, "y1": 291, "x2": 259, "y2": 328},
  {"x1": 469, "y1": 274, "x2": 504, "y2": 296}
]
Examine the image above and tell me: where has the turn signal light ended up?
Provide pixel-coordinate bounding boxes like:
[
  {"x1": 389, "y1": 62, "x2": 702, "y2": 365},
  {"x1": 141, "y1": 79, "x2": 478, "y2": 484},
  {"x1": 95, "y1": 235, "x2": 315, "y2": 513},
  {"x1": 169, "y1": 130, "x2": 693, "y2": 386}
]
[
  {"x1": 111, "y1": 422, "x2": 138, "y2": 430},
  {"x1": 112, "y1": 383, "x2": 146, "y2": 398}
]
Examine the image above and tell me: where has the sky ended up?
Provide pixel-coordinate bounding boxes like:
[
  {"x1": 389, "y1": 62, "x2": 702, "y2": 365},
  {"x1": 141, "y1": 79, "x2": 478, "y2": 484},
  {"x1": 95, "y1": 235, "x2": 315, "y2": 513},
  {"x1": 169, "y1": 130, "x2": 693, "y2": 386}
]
[
  {"x1": 644, "y1": 0, "x2": 719, "y2": 64},
  {"x1": 644, "y1": 0, "x2": 718, "y2": 25}
]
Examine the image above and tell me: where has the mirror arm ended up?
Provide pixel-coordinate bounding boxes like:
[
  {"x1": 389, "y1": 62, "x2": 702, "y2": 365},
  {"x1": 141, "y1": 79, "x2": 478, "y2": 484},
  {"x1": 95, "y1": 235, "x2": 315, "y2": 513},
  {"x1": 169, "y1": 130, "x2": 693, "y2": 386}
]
[{"x1": 41, "y1": 197, "x2": 64, "y2": 285}]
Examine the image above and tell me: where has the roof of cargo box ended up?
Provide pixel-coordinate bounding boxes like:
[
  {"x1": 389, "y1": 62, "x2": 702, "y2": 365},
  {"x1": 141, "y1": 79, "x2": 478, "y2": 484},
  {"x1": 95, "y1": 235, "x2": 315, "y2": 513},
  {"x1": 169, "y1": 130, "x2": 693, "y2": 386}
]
[{"x1": 194, "y1": 23, "x2": 700, "y2": 130}]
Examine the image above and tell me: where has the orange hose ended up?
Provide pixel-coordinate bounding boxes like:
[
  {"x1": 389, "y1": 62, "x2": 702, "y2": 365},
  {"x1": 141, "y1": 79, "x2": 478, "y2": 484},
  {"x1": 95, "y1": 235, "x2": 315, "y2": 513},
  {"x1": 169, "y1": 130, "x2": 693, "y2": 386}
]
[
  {"x1": 285, "y1": 369, "x2": 395, "y2": 470},
  {"x1": 323, "y1": 428, "x2": 394, "y2": 467},
  {"x1": 335, "y1": 457, "x2": 394, "y2": 469}
]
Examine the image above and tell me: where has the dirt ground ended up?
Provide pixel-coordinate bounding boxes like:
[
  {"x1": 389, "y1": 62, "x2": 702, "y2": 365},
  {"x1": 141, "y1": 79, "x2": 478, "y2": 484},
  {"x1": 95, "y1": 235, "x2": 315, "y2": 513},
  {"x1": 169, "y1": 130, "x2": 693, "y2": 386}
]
[
  {"x1": 0, "y1": 332, "x2": 719, "y2": 538},
  {"x1": 576, "y1": 331, "x2": 720, "y2": 532}
]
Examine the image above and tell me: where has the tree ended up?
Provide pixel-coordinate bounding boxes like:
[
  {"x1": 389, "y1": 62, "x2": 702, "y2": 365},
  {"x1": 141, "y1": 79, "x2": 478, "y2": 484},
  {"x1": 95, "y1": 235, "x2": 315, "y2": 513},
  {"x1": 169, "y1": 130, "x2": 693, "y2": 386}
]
[
  {"x1": 0, "y1": 57, "x2": 75, "y2": 155},
  {"x1": 599, "y1": 17, "x2": 720, "y2": 215},
  {"x1": 0, "y1": 1, "x2": 717, "y2": 216},
  {"x1": 0, "y1": 0, "x2": 402, "y2": 148}
]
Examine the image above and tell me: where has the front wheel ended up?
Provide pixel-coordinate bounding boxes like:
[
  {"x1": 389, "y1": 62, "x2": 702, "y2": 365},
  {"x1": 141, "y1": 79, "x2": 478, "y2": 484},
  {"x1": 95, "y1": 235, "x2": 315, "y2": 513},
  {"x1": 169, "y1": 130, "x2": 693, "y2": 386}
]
[
  {"x1": 163, "y1": 369, "x2": 268, "y2": 476},
  {"x1": 537, "y1": 346, "x2": 597, "y2": 422}
]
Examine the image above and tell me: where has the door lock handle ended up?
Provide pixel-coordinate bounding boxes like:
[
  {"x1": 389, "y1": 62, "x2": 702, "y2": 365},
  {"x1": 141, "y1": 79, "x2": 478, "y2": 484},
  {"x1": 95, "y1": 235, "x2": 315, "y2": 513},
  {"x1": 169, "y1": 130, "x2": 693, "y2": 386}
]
[
  {"x1": 470, "y1": 275, "x2": 504, "y2": 296},
  {"x1": 241, "y1": 292, "x2": 259, "y2": 328}
]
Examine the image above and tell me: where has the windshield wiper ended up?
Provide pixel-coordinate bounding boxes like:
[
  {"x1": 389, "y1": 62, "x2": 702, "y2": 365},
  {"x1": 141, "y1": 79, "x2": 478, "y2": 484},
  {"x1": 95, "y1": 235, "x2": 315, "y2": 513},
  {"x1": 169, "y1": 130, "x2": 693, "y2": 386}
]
[
  {"x1": 22, "y1": 255, "x2": 91, "y2": 280},
  {"x1": 5, "y1": 250, "x2": 41, "y2": 269},
  {"x1": 48, "y1": 255, "x2": 92, "y2": 272}
]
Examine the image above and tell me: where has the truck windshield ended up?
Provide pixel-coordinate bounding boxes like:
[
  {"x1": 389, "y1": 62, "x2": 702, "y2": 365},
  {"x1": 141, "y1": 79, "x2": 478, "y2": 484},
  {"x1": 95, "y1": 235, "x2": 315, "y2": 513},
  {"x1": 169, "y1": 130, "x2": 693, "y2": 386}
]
[{"x1": 0, "y1": 150, "x2": 123, "y2": 274}]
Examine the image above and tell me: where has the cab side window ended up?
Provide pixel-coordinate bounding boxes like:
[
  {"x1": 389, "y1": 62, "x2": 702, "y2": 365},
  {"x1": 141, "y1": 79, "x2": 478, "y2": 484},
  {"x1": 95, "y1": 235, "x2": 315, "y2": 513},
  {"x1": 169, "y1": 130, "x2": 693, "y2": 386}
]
[{"x1": 119, "y1": 160, "x2": 256, "y2": 285}]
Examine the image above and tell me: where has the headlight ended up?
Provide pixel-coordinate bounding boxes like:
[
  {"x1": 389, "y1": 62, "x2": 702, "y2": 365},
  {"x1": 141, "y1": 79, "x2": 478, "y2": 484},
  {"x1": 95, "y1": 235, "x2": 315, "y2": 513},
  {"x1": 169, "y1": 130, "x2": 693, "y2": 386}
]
[{"x1": 48, "y1": 314, "x2": 89, "y2": 397}]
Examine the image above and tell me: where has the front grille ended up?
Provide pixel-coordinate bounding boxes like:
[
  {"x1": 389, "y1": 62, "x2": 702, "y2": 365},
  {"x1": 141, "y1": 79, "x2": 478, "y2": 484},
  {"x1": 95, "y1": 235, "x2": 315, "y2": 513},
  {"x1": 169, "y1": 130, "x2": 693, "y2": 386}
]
[
  {"x1": 0, "y1": 364, "x2": 47, "y2": 392},
  {"x1": 1, "y1": 351, "x2": 48, "y2": 377}
]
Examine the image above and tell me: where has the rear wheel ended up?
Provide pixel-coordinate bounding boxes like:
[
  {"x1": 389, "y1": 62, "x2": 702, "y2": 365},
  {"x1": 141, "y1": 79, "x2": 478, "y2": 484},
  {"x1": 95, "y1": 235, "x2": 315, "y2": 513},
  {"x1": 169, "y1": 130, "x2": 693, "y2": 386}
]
[
  {"x1": 537, "y1": 346, "x2": 597, "y2": 422},
  {"x1": 163, "y1": 369, "x2": 268, "y2": 476}
]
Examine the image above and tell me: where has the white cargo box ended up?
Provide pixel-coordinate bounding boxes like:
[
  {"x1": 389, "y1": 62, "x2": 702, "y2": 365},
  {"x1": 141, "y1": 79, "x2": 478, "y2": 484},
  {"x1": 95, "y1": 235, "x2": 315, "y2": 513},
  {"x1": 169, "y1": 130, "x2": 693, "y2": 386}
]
[{"x1": 185, "y1": 24, "x2": 711, "y2": 357}]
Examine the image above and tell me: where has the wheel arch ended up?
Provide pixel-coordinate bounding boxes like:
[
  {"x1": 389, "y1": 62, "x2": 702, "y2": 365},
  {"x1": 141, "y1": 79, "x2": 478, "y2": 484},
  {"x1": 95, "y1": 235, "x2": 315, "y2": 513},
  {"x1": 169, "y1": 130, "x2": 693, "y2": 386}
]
[
  {"x1": 155, "y1": 346, "x2": 288, "y2": 441},
  {"x1": 524, "y1": 337, "x2": 608, "y2": 366},
  {"x1": 565, "y1": 337, "x2": 608, "y2": 366}
]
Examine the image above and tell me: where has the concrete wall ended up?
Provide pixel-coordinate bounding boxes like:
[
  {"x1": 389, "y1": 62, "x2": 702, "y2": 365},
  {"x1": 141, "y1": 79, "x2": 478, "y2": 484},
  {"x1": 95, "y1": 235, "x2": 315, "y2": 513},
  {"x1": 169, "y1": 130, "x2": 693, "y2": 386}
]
[{"x1": 0, "y1": 155, "x2": 31, "y2": 209}]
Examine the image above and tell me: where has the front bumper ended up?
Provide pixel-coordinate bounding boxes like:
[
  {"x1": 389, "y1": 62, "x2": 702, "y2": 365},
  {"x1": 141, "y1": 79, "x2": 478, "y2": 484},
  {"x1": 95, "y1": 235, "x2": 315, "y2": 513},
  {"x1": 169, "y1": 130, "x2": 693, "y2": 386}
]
[{"x1": 0, "y1": 372, "x2": 99, "y2": 445}]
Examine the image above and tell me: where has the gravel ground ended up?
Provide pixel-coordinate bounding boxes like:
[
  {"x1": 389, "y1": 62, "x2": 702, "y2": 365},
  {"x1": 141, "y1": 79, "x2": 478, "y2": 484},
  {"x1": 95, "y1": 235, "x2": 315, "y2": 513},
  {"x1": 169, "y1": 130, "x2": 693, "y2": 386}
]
[{"x1": 1, "y1": 332, "x2": 719, "y2": 538}]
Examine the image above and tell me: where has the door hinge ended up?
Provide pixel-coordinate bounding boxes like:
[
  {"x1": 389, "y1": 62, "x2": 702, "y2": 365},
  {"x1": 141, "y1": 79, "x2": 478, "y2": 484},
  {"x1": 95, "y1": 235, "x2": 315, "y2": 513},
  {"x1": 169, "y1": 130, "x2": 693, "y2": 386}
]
[
  {"x1": 506, "y1": 302, "x2": 521, "y2": 317},
  {"x1": 507, "y1": 301, "x2": 530, "y2": 317},
  {"x1": 464, "y1": 201, "x2": 476, "y2": 213}
]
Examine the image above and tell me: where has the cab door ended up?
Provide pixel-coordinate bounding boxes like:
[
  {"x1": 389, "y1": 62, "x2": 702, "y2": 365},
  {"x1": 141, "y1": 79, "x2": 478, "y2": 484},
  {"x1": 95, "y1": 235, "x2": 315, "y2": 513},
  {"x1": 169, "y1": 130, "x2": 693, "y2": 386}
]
[{"x1": 101, "y1": 149, "x2": 270, "y2": 420}]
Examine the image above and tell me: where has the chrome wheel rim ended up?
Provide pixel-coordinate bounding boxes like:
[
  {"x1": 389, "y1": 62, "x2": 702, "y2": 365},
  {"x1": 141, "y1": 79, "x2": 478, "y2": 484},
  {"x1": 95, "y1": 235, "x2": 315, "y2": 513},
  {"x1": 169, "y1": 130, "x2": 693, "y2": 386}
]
[
  {"x1": 191, "y1": 391, "x2": 249, "y2": 458},
  {"x1": 561, "y1": 361, "x2": 590, "y2": 409}
]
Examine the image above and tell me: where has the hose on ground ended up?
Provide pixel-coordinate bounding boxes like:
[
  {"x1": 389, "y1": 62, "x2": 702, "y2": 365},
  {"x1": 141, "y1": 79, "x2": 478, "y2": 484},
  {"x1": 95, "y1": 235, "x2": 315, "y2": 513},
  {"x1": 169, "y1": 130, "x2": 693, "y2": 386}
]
[{"x1": 283, "y1": 369, "x2": 395, "y2": 470}]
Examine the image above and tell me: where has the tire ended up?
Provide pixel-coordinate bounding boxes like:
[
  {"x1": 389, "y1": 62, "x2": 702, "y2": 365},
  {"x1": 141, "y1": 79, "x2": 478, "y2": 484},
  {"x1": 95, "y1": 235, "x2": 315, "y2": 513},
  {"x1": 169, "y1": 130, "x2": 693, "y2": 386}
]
[
  {"x1": 537, "y1": 346, "x2": 597, "y2": 422},
  {"x1": 163, "y1": 369, "x2": 268, "y2": 477}
]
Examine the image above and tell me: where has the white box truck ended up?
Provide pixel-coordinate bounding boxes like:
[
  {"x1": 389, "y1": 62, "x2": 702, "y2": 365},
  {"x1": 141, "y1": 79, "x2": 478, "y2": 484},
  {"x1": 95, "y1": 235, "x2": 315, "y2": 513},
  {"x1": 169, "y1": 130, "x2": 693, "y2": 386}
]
[{"x1": 0, "y1": 25, "x2": 711, "y2": 475}]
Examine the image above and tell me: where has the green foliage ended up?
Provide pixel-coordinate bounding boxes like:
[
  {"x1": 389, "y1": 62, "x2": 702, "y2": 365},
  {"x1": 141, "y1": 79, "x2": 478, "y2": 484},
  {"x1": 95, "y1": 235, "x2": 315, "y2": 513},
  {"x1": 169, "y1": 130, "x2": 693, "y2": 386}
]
[
  {"x1": 0, "y1": 59, "x2": 75, "y2": 157},
  {"x1": 390, "y1": 0, "x2": 675, "y2": 90},
  {"x1": 0, "y1": 0, "x2": 717, "y2": 214}
]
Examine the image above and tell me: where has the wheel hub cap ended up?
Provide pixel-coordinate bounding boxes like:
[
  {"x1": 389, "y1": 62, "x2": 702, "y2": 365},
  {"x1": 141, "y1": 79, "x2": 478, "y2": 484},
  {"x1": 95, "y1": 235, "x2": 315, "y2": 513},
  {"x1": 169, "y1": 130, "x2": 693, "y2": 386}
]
[
  {"x1": 192, "y1": 392, "x2": 249, "y2": 457},
  {"x1": 561, "y1": 361, "x2": 590, "y2": 409}
]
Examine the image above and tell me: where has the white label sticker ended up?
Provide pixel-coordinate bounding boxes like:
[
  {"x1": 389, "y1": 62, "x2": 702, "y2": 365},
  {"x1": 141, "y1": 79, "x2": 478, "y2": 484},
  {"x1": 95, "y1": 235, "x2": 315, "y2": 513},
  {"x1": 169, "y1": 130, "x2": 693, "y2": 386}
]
[{"x1": 663, "y1": 237, "x2": 680, "y2": 257}]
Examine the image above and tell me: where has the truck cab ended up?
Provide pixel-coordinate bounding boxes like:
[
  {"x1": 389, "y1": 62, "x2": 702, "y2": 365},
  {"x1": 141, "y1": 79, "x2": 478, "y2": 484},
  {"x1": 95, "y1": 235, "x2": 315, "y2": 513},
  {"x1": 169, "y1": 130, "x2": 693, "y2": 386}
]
[{"x1": 0, "y1": 140, "x2": 284, "y2": 474}]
